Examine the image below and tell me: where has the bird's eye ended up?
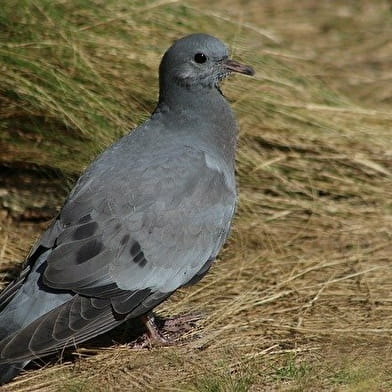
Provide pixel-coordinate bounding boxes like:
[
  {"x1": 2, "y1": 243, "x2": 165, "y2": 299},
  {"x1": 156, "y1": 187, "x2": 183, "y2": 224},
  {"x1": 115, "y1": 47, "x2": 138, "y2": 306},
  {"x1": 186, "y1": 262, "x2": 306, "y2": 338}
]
[{"x1": 194, "y1": 53, "x2": 207, "y2": 64}]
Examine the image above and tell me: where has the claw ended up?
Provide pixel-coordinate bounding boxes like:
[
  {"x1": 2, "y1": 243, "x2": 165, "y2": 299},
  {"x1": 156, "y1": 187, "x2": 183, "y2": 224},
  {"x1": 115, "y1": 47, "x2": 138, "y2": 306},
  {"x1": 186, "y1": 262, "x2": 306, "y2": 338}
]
[
  {"x1": 128, "y1": 312, "x2": 202, "y2": 349},
  {"x1": 141, "y1": 312, "x2": 172, "y2": 346}
]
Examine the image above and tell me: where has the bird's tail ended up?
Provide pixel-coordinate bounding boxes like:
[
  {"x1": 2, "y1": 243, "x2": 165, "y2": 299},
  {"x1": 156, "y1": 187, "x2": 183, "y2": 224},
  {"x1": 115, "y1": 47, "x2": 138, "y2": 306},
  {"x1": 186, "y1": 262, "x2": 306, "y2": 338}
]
[
  {"x1": 0, "y1": 362, "x2": 26, "y2": 385},
  {"x1": 0, "y1": 251, "x2": 71, "y2": 384},
  {"x1": 0, "y1": 274, "x2": 29, "y2": 384}
]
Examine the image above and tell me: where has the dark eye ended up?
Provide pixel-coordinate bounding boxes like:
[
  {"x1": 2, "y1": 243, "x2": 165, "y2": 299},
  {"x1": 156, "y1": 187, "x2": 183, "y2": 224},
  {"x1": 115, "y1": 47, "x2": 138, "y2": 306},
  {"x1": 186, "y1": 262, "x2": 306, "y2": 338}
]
[{"x1": 194, "y1": 53, "x2": 207, "y2": 64}]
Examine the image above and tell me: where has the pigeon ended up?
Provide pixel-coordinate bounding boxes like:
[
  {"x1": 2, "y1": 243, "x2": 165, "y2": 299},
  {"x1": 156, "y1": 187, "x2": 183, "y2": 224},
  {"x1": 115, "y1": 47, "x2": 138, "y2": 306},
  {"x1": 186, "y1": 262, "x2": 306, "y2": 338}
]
[{"x1": 0, "y1": 33, "x2": 254, "y2": 384}]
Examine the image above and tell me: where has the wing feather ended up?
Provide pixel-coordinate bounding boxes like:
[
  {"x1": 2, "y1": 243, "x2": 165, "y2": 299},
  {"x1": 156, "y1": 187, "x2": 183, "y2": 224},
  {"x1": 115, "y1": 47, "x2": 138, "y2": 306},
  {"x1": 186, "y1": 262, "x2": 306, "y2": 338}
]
[
  {"x1": 0, "y1": 287, "x2": 171, "y2": 363},
  {"x1": 42, "y1": 146, "x2": 235, "y2": 297}
]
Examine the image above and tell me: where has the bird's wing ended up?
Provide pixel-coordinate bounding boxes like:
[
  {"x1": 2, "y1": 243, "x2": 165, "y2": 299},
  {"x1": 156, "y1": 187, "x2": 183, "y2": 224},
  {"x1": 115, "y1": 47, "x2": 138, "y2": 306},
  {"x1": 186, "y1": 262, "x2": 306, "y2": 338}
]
[
  {"x1": 0, "y1": 144, "x2": 236, "y2": 363},
  {"x1": 44, "y1": 144, "x2": 236, "y2": 297}
]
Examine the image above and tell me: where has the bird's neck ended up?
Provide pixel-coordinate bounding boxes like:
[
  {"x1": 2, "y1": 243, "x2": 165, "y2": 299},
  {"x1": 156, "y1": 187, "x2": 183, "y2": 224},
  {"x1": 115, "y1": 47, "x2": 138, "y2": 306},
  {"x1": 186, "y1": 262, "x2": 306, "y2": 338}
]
[{"x1": 154, "y1": 84, "x2": 237, "y2": 166}]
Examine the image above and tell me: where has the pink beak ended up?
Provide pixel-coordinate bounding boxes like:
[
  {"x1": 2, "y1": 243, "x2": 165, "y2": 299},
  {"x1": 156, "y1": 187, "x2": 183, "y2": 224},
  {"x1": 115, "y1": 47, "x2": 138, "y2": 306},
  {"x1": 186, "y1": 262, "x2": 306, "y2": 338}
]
[{"x1": 223, "y1": 59, "x2": 255, "y2": 76}]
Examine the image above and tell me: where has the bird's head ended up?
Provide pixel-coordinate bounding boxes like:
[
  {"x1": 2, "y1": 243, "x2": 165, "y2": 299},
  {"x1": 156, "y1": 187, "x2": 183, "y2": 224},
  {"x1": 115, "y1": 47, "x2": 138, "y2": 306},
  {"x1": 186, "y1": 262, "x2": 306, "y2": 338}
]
[{"x1": 159, "y1": 33, "x2": 254, "y2": 93}]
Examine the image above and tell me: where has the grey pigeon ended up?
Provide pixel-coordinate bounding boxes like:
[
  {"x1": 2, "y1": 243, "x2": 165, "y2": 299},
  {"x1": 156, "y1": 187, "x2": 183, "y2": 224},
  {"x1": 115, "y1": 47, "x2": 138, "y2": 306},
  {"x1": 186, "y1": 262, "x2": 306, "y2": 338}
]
[{"x1": 0, "y1": 33, "x2": 254, "y2": 384}]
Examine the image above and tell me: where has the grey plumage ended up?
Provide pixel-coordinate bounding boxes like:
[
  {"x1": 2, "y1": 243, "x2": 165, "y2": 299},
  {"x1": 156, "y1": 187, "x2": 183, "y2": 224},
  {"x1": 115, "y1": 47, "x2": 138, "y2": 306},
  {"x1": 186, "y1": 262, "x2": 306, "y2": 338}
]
[{"x1": 0, "y1": 33, "x2": 254, "y2": 384}]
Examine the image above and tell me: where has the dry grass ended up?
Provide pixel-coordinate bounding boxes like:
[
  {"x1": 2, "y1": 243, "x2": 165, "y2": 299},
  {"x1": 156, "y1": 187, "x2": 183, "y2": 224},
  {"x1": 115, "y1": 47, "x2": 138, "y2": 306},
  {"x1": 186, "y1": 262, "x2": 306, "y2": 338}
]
[{"x1": 1, "y1": 0, "x2": 392, "y2": 391}]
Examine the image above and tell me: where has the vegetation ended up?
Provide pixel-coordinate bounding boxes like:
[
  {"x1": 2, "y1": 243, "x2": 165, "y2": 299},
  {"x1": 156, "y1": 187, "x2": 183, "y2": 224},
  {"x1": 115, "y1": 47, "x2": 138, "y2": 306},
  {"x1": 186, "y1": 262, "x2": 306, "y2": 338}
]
[{"x1": 1, "y1": 0, "x2": 391, "y2": 390}]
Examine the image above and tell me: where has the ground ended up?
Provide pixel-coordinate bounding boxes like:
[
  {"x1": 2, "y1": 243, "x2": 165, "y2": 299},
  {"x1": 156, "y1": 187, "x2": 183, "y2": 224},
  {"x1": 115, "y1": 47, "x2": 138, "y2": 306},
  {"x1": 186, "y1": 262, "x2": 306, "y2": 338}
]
[{"x1": 1, "y1": 1, "x2": 392, "y2": 391}]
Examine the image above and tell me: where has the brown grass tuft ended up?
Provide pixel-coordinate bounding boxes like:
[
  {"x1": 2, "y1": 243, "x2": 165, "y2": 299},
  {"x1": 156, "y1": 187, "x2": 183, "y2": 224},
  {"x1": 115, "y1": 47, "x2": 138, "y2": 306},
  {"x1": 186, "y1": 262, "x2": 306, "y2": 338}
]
[{"x1": 1, "y1": 0, "x2": 392, "y2": 390}]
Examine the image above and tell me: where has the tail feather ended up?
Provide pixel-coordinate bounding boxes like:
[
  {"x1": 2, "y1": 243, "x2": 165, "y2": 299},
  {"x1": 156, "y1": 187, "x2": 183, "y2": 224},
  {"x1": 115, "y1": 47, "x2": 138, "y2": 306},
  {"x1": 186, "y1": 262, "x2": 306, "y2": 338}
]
[
  {"x1": 0, "y1": 251, "x2": 71, "y2": 383},
  {"x1": 0, "y1": 362, "x2": 26, "y2": 385}
]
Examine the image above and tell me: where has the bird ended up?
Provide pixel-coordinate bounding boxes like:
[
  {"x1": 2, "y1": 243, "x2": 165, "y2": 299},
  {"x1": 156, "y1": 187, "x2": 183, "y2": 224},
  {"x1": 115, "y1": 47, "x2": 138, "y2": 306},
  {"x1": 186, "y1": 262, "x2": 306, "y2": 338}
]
[{"x1": 0, "y1": 33, "x2": 254, "y2": 384}]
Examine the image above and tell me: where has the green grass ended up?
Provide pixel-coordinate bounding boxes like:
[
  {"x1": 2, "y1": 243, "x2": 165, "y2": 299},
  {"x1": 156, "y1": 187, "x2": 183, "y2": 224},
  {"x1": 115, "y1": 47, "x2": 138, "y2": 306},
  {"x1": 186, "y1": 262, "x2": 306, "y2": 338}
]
[
  {"x1": 189, "y1": 365, "x2": 254, "y2": 392},
  {"x1": 58, "y1": 378, "x2": 94, "y2": 392},
  {"x1": 272, "y1": 354, "x2": 312, "y2": 382}
]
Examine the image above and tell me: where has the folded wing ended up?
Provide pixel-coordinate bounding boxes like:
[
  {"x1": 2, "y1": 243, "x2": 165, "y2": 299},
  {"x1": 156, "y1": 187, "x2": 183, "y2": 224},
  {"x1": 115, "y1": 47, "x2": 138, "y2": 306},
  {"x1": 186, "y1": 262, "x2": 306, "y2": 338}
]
[{"x1": 0, "y1": 144, "x2": 236, "y2": 363}]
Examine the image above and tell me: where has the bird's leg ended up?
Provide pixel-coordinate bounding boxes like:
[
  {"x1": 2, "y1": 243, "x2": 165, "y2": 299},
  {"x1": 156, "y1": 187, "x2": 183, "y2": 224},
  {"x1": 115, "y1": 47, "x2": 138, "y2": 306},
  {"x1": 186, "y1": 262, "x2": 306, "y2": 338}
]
[
  {"x1": 129, "y1": 312, "x2": 201, "y2": 349},
  {"x1": 140, "y1": 312, "x2": 170, "y2": 345}
]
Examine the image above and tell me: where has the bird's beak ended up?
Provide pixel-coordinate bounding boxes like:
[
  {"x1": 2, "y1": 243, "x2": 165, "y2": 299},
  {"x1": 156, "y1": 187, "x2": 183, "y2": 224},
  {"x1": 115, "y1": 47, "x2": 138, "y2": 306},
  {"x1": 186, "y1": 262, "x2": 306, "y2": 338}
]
[{"x1": 222, "y1": 58, "x2": 255, "y2": 76}]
